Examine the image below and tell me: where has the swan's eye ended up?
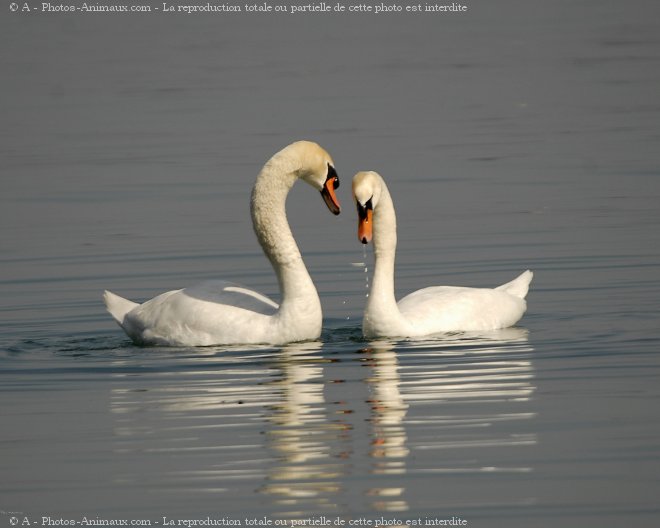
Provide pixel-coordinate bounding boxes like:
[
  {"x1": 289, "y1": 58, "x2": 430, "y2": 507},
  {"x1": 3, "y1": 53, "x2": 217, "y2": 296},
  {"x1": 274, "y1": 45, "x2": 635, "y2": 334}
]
[{"x1": 333, "y1": 176, "x2": 339, "y2": 190}]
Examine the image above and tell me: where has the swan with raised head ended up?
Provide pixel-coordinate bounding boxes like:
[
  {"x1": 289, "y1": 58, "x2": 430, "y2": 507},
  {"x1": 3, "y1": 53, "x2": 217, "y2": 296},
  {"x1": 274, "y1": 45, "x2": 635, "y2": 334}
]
[
  {"x1": 352, "y1": 170, "x2": 532, "y2": 338},
  {"x1": 103, "y1": 141, "x2": 341, "y2": 346}
]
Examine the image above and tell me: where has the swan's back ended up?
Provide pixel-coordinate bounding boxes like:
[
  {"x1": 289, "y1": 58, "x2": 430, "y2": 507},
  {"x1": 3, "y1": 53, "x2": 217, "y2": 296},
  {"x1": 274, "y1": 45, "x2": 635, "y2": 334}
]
[
  {"x1": 397, "y1": 284, "x2": 527, "y2": 333},
  {"x1": 128, "y1": 281, "x2": 281, "y2": 346}
]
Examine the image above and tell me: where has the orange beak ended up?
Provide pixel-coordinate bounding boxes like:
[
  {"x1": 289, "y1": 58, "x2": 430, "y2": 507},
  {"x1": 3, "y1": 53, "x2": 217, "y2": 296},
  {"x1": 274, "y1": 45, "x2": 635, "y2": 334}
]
[
  {"x1": 321, "y1": 176, "x2": 341, "y2": 215},
  {"x1": 358, "y1": 207, "x2": 373, "y2": 244}
]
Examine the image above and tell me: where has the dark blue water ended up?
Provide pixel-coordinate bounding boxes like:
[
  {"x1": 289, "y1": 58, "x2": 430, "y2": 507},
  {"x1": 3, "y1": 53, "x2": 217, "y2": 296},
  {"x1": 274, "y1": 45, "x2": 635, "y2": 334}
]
[{"x1": 2, "y1": 1, "x2": 660, "y2": 527}]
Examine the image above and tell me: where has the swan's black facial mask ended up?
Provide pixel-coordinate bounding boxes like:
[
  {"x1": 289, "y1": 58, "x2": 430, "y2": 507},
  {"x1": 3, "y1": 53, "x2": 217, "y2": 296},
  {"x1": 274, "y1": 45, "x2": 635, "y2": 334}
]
[
  {"x1": 320, "y1": 164, "x2": 341, "y2": 215},
  {"x1": 356, "y1": 197, "x2": 373, "y2": 244},
  {"x1": 356, "y1": 197, "x2": 373, "y2": 221}
]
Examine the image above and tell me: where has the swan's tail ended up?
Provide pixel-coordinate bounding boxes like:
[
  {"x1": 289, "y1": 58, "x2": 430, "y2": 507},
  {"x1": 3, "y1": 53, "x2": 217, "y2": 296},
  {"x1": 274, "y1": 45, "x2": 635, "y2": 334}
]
[
  {"x1": 495, "y1": 270, "x2": 533, "y2": 299},
  {"x1": 103, "y1": 290, "x2": 138, "y2": 325}
]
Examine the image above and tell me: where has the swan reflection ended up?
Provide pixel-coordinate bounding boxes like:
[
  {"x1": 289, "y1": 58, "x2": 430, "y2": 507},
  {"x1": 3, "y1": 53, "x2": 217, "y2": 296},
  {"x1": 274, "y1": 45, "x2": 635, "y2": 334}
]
[
  {"x1": 364, "y1": 328, "x2": 536, "y2": 511},
  {"x1": 109, "y1": 327, "x2": 536, "y2": 515},
  {"x1": 363, "y1": 342, "x2": 410, "y2": 512},
  {"x1": 259, "y1": 342, "x2": 342, "y2": 512}
]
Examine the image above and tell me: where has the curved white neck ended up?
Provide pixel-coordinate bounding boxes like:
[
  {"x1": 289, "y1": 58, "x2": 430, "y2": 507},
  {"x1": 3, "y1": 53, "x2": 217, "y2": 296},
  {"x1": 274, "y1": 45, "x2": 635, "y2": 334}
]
[
  {"x1": 250, "y1": 152, "x2": 321, "y2": 324},
  {"x1": 365, "y1": 181, "x2": 406, "y2": 332}
]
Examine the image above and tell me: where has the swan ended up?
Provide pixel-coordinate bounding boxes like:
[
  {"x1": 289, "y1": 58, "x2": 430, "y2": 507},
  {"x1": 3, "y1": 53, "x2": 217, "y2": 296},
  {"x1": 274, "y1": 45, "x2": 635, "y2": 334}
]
[
  {"x1": 103, "y1": 141, "x2": 341, "y2": 346},
  {"x1": 352, "y1": 170, "x2": 532, "y2": 338}
]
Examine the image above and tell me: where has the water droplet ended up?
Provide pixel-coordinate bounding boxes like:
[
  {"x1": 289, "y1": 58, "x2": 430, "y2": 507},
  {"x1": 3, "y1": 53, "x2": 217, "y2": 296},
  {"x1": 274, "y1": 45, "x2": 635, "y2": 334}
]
[{"x1": 362, "y1": 245, "x2": 370, "y2": 299}]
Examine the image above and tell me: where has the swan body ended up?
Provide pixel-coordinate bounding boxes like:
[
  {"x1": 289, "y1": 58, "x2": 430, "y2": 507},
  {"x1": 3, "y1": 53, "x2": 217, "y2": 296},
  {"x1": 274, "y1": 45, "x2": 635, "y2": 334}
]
[
  {"x1": 352, "y1": 170, "x2": 532, "y2": 339},
  {"x1": 104, "y1": 141, "x2": 341, "y2": 346}
]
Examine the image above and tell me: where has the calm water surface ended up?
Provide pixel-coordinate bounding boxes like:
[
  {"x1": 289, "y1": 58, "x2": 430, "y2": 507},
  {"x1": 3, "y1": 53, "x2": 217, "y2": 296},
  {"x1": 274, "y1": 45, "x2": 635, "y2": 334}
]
[{"x1": 2, "y1": 2, "x2": 660, "y2": 527}]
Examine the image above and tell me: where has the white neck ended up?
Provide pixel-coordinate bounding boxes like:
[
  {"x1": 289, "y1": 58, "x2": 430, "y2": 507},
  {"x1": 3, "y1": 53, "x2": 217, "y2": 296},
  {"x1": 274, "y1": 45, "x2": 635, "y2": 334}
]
[
  {"x1": 250, "y1": 150, "x2": 322, "y2": 330},
  {"x1": 364, "y1": 180, "x2": 410, "y2": 336}
]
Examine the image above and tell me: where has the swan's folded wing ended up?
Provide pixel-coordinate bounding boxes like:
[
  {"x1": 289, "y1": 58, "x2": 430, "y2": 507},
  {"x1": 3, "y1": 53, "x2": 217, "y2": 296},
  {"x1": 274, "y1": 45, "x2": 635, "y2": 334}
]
[{"x1": 183, "y1": 280, "x2": 279, "y2": 313}]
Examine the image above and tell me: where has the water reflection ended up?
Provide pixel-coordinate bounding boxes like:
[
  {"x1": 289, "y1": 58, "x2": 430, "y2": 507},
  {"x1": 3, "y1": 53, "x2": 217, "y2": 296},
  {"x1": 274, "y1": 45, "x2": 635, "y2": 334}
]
[
  {"x1": 259, "y1": 342, "x2": 342, "y2": 515},
  {"x1": 366, "y1": 344, "x2": 410, "y2": 463},
  {"x1": 108, "y1": 328, "x2": 536, "y2": 516},
  {"x1": 109, "y1": 345, "x2": 284, "y2": 502},
  {"x1": 403, "y1": 329, "x2": 536, "y2": 406},
  {"x1": 401, "y1": 331, "x2": 536, "y2": 452},
  {"x1": 363, "y1": 328, "x2": 536, "y2": 512},
  {"x1": 363, "y1": 343, "x2": 410, "y2": 512}
]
